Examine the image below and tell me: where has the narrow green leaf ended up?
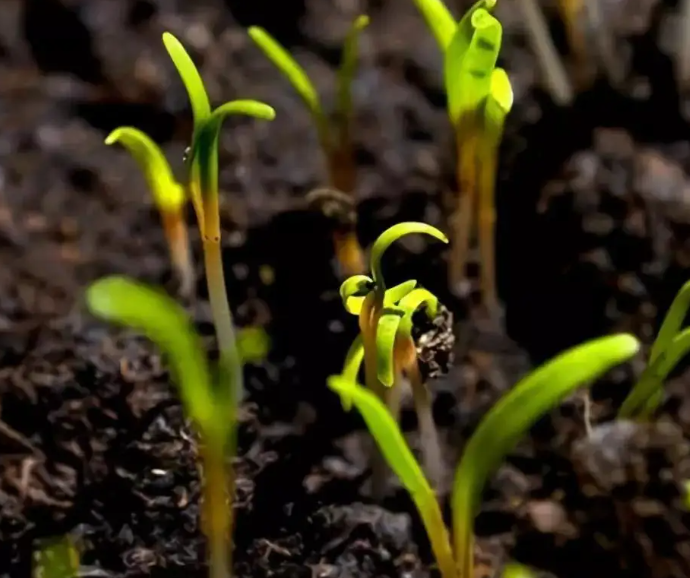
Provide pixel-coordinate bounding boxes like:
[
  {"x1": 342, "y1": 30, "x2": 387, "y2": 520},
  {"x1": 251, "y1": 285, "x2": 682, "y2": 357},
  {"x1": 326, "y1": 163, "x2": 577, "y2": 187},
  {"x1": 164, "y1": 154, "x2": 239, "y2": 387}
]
[
  {"x1": 452, "y1": 334, "x2": 639, "y2": 569},
  {"x1": 336, "y1": 15, "x2": 370, "y2": 132},
  {"x1": 327, "y1": 375, "x2": 455, "y2": 578},
  {"x1": 370, "y1": 222, "x2": 448, "y2": 291},
  {"x1": 383, "y1": 280, "x2": 418, "y2": 306},
  {"x1": 340, "y1": 336, "x2": 366, "y2": 411},
  {"x1": 340, "y1": 274, "x2": 375, "y2": 315},
  {"x1": 376, "y1": 307, "x2": 405, "y2": 387},
  {"x1": 328, "y1": 375, "x2": 435, "y2": 496},
  {"x1": 445, "y1": 7, "x2": 502, "y2": 124},
  {"x1": 105, "y1": 127, "x2": 185, "y2": 211},
  {"x1": 86, "y1": 276, "x2": 215, "y2": 428},
  {"x1": 649, "y1": 279, "x2": 690, "y2": 364},
  {"x1": 162, "y1": 32, "x2": 211, "y2": 131},
  {"x1": 248, "y1": 27, "x2": 325, "y2": 127},
  {"x1": 484, "y1": 67, "x2": 513, "y2": 131},
  {"x1": 191, "y1": 100, "x2": 276, "y2": 204},
  {"x1": 411, "y1": 0, "x2": 457, "y2": 51},
  {"x1": 397, "y1": 288, "x2": 439, "y2": 339},
  {"x1": 621, "y1": 326, "x2": 690, "y2": 419}
]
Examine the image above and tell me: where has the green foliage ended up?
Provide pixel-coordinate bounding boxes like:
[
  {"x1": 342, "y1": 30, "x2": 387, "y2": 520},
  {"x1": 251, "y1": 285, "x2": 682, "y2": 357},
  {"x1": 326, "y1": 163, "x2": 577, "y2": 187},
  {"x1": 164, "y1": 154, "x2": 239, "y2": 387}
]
[
  {"x1": 162, "y1": 32, "x2": 275, "y2": 234},
  {"x1": 412, "y1": 0, "x2": 512, "y2": 131},
  {"x1": 33, "y1": 536, "x2": 79, "y2": 578},
  {"x1": 339, "y1": 222, "x2": 448, "y2": 387},
  {"x1": 87, "y1": 276, "x2": 232, "y2": 439},
  {"x1": 105, "y1": 127, "x2": 185, "y2": 211},
  {"x1": 619, "y1": 279, "x2": 690, "y2": 420},
  {"x1": 248, "y1": 16, "x2": 369, "y2": 152},
  {"x1": 328, "y1": 334, "x2": 640, "y2": 578}
]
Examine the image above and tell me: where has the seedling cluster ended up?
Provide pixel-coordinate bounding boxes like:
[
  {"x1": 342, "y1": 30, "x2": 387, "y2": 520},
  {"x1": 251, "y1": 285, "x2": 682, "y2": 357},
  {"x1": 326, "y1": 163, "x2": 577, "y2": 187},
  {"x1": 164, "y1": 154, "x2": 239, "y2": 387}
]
[{"x1": 79, "y1": 4, "x2": 690, "y2": 578}]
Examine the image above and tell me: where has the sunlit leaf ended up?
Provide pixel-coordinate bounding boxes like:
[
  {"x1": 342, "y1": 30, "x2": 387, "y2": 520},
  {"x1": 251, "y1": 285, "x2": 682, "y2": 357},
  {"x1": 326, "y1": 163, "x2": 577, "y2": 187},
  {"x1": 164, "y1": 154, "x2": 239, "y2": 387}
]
[
  {"x1": 370, "y1": 222, "x2": 448, "y2": 290},
  {"x1": 452, "y1": 334, "x2": 640, "y2": 577},
  {"x1": 105, "y1": 127, "x2": 185, "y2": 211},
  {"x1": 87, "y1": 276, "x2": 215, "y2": 427},
  {"x1": 327, "y1": 375, "x2": 455, "y2": 578},
  {"x1": 376, "y1": 307, "x2": 404, "y2": 387},
  {"x1": 340, "y1": 274, "x2": 375, "y2": 314},
  {"x1": 336, "y1": 15, "x2": 370, "y2": 131},
  {"x1": 248, "y1": 27, "x2": 324, "y2": 125},
  {"x1": 411, "y1": 0, "x2": 457, "y2": 50}
]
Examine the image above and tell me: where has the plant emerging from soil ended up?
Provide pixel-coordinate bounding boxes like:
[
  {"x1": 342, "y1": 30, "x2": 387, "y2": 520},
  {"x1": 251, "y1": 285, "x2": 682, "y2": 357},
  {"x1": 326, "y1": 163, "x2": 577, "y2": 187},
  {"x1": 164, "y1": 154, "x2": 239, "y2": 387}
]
[
  {"x1": 619, "y1": 279, "x2": 690, "y2": 420},
  {"x1": 162, "y1": 32, "x2": 275, "y2": 393},
  {"x1": 329, "y1": 333, "x2": 640, "y2": 578},
  {"x1": 111, "y1": 32, "x2": 274, "y2": 401},
  {"x1": 87, "y1": 276, "x2": 243, "y2": 578},
  {"x1": 411, "y1": 0, "x2": 513, "y2": 317},
  {"x1": 339, "y1": 222, "x2": 448, "y2": 496},
  {"x1": 248, "y1": 17, "x2": 369, "y2": 276},
  {"x1": 105, "y1": 127, "x2": 193, "y2": 297}
]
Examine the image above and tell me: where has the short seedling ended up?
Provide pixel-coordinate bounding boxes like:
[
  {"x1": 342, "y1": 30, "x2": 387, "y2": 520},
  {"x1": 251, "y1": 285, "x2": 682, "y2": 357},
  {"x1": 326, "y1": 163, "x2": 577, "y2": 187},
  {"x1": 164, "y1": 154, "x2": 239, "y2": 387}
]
[
  {"x1": 339, "y1": 222, "x2": 448, "y2": 496},
  {"x1": 105, "y1": 127, "x2": 193, "y2": 297},
  {"x1": 411, "y1": 0, "x2": 513, "y2": 316},
  {"x1": 248, "y1": 17, "x2": 369, "y2": 276},
  {"x1": 342, "y1": 285, "x2": 446, "y2": 489},
  {"x1": 329, "y1": 334, "x2": 640, "y2": 578},
  {"x1": 619, "y1": 279, "x2": 690, "y2": 420},
  {"x1": 162, "y1": 32, "x2": 275, "y2": 392},
  {"x1": 87, "y1": 276, "x2": 243, "y2": 578}
]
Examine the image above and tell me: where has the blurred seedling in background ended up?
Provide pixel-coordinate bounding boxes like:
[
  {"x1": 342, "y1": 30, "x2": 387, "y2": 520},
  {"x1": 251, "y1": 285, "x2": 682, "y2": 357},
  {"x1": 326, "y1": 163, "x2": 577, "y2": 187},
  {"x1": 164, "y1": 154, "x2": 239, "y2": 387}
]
[
  {"x1": 329, "y1": 334, "x2": 640, "y2": 578},
  {"x1": 516, "y1": 0, "x2": 620, "y2": 103},
  {"x1": 105, "y1": 127, "x2": 194, "y2": 297},
  {"x1": 33, "y1": 536, "x2": 79, "y2": 578},
  {"x1": 248, "y1": 16, "x2": 369, "y2": 276},
  {"x1": 162, "y1": 32, "x2": 274, "y2": 395},
  {"x1": 412, "y1": 0, "x2": 513, "y2": 318},
  {"x1": 87, "y1": 276, "x2": 249, "y2": 578},
  {"x1": 619, "y1": 279, "x2": 690, "y2": 421},
  {"x1": 339, "y1": 222, "x2": 448, "y2": 497}
]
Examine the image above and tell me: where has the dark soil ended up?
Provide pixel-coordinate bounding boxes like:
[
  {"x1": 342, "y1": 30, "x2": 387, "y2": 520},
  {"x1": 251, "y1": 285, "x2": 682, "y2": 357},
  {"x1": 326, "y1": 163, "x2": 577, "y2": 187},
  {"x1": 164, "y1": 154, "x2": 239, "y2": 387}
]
[{"x1": 1, "y1": 0, "x2": 690, "y2": 577}]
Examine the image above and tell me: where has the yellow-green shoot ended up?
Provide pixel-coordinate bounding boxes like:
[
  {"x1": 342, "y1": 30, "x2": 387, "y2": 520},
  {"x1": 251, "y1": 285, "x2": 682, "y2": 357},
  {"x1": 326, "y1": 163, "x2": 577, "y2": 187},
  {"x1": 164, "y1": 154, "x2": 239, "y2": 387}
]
[
  {"x1": 344, "y1": 285, "x2": 446, "y2": 488},
  {"x1": 329, "y1": 333, "x2": 640, "y2": 578},
  {"x1": 105, "y1": 127, "x2": 193, "y2": 297},
  {"x1": 339, "y1": 222, "x2": 448, "y2": 496},
  {"x1": 619, "y1": 279, "x2": 690, "y2": 421},
  {"x1": 33, "y1": 535, "x2": 80, "y2": 578},
  {"x1": 411, "y1": 0, "x2": 513, "y2": 316},
  {"x1": 248, "y1": 17, "x2": 369, "y2": 275},
  {"x1": 162, "y1": 32, "x2": 275, "y2": 390},
  {"x1": 87, "y1": 276, "x2": 243, "y2": 578}
]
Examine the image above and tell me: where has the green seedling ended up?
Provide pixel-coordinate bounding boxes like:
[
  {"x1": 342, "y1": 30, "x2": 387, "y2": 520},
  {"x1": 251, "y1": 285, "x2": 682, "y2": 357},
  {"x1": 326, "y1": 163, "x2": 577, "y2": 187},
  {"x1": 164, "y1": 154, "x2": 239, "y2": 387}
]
[
  {"x1": 87, "y1": 276, "x2": 244, "y2": 578},
  {"x1": 411, "y1": 0, "x2": 513, "y2": 315},
  {"x1": 162, "y1": 32, "x2": 275, "y2": 391},
  {"x1": 619, "y1": 279, "x2": 690, "y2": 420},
  {"x1": 33, "y1": 536, "x2": 80, "y2": 578},
  {"x1": 248, "y1": 17, "x2": 369, "y2": 275},
  {"x1": 329, "y1": 333, "x2": 640, "y2": 578},
  {"x1": 105, "y1": 127, "x2": 193, "y2": 297},
  {"x1": 344, "y1": 286, "x2": 446, "y2": 488},
  {"x1": 340, "y1": 222, "x2": 448, "y2": 496}
]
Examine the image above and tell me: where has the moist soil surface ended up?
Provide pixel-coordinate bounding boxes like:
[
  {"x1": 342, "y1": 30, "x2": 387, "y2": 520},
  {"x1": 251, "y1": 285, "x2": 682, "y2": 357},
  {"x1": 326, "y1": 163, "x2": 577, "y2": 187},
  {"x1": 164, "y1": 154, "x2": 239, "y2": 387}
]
[{"x1": 2, "y1": 0, "x2": 690, "y2": 577}]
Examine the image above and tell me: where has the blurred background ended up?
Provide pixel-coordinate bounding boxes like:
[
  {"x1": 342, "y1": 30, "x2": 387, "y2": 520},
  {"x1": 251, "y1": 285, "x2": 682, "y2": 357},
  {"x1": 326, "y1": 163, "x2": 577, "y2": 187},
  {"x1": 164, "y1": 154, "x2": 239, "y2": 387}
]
[{"x1": 3, "y1": 0, "x2": 690, "y2": 576}]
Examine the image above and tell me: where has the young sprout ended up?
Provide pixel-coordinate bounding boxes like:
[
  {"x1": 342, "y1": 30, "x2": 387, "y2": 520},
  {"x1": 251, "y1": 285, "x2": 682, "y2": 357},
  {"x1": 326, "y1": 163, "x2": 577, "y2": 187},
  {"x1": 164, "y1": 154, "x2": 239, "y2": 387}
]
[
  {"x1": 412, "y1": 0, "x2": 513, "y2": 316},
  {"x1": 33, "y1": 535, "x2": 80, "y2": 578},
  {"x1": 87, "y1": 276, "x2": 243, "y2": 578},
  {"x1": 512, "y1": 0, "x2": 574, "y2": 105},
  {"x1": 162, "y1": 32, "x2": 275, "y2": 393},
  {"x1": 340, "y1": 222, "x2": 448, "y2": 496},
  {"x1": 343, "y1": 286, "x2": 447, "y2": 489},
  {"x1": 105, "y1": 127, "x2": 194, "y2": 297},
  {"x1": 248, "y1": 17, "x2": 369, "y2": 276},
  {"x1": 619, "y1": 279, "x2": 690, "y2": 421},
  {"x1": 329, "y1": 333, "x2": 640, "y2": 578}
]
